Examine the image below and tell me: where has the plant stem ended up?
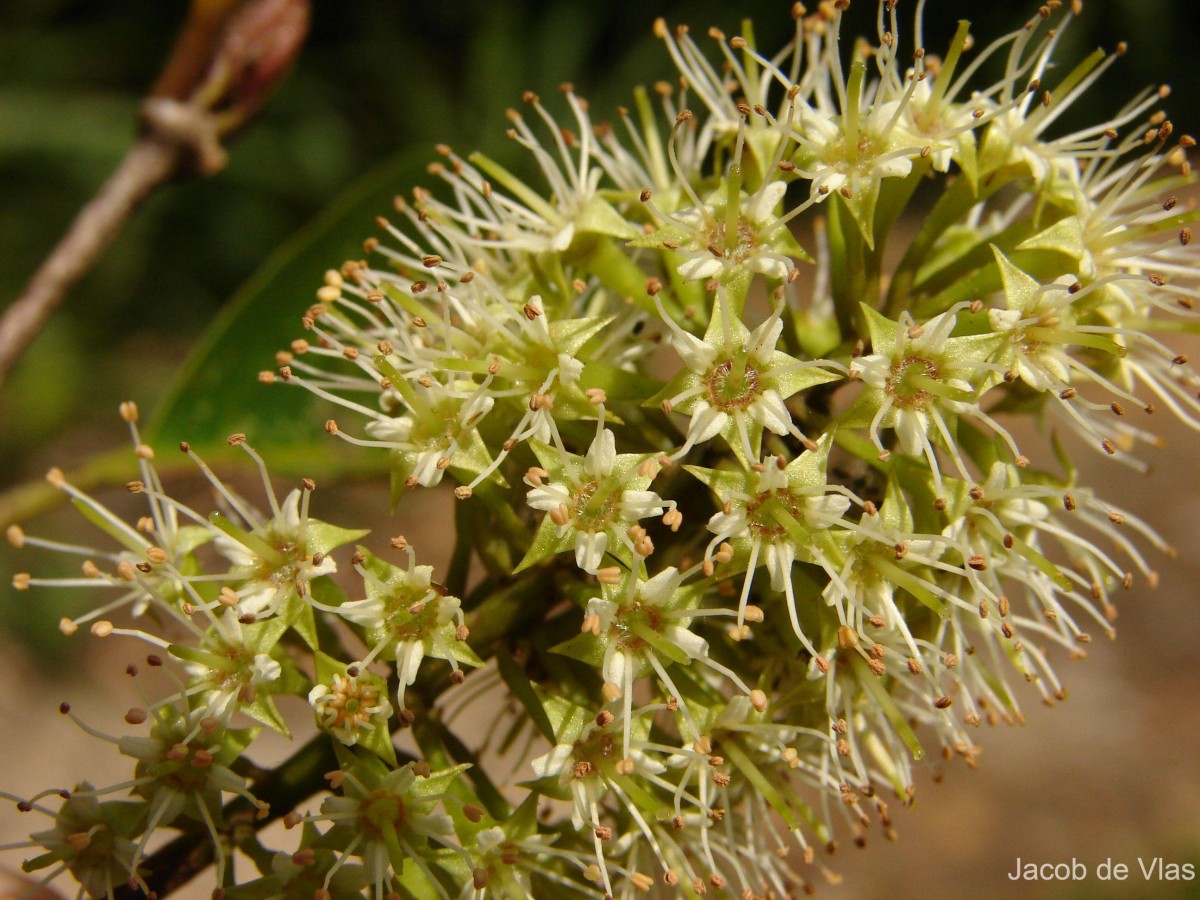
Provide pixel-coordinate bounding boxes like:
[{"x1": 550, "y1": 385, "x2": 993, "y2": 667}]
[{"x1": 113, "y1": 733, "x2": 353, "y2": 899}]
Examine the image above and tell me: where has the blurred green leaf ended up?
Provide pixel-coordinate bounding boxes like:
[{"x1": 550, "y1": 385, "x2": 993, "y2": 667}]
[
  {"x1": 146, "y1": 149, "x2": 433, "y2": 460},
  {"x1": 0, "y1": 87, "x2": 135, "y2": 175}
]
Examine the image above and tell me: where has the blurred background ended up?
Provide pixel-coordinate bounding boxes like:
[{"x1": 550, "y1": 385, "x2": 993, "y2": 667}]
[{"x1": 2, "y1": 1, "x2": 1199, "y2": 897}]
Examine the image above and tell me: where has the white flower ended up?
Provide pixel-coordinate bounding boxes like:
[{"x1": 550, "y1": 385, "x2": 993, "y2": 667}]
[
  {"x1": 851, "y1": 305, "x2": 1014, "y2": 491},
  {"x1": 308, "y1": 672, "x2": 393, "y2": 746},
  {"x1": 523, "y1": 422, "x2": 670, "y2": 574},
  {"x1": 670, "y1": 180, "x2": 794, "y2": 282},
  {"x1": 215, "y1": 489, "x2": 338, "y2": 618}
]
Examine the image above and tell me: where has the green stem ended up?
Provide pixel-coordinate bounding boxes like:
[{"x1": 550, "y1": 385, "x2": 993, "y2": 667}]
[
  {"x1": 446, "y1": 498, "x2": 474, "y2": 598},
  {"x1": 827, "y1": 195, "x2": 867, "y2": 342}
]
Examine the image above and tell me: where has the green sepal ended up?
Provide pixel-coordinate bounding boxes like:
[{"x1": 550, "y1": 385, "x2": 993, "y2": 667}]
[
  {"x1": 879, "y1": 473, "x2": 915, "y2": 535},
  {"x1": 574, "y1": 196, "x2": 639, "y2": 240},
  {"x1": 839, "y1": 178, "x2": 883, "y2": 251},
  {"x1": 409, "y1": 762, "x2": 473, "y2": 801},
  {"x1": 540, "y1": 690, "x2": 589, "y2": 743},
  {"x1": 1015, "y1": 216, "x2": 1085, "y2": 259},
  {"x1": 240, "y1": 683, "x2": 290, "y2": 737},
  {"x1": 992, "y1": 244, "x2": 1043, "y2": 312},
  {"x1": 277, "y1": 589, "x2": 320, "y2": 651},
  {"x1": 306, "y1": 520, "x2": 369, "y2": 556},
  {"x1": 513, "y1": 509, "x2": 569, "y2": 573},
  {"x1": 207, "y1": 512, "x2": 283, "y2": 565},
  {"x1": 549, "y1": 630, "x2": 606, "y2": 668},
  {"x1": 548, "y1": 315, "x2": 616, "y2": 356}
]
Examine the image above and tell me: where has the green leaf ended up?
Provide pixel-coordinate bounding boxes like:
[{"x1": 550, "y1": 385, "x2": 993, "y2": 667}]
[{"x1": 496, "y1": 647, "x2": 557, "y2": 743}]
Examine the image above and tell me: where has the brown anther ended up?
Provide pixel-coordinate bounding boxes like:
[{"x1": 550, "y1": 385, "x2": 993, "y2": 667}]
[
  {"x1": 597, "y1": 566, "x2": 622, "y2": 585},
  {"x1": 119, "y1": 400, "x2": 139, "y2": 423},
  {"x1": 629, "y1": 872, "x2": 654, "y2": 893}
]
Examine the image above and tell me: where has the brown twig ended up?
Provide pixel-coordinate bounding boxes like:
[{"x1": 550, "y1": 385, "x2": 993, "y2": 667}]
[
  {"x1": 0, "y1": 129, "x2": 189, "y2": 392},
  {"x1": 0, "y1": 0, "x2": 310, "y2": 393}
]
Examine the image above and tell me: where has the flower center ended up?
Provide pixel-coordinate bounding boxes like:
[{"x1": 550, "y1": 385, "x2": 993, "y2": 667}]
[
  {"x1": 703, "y1": 215, "x2": 759, "y2": 264},
  {"x1": 610, "y1": 601, "x2": 664, "y2": 652},
  {"x1": 253, "y1": 539, "x2": 306, "y2": 586},
  {"x1": 571, "y1": 728, "x2": 617, "y2": 777},
  {"x1": 327, "y1": 679, "x2": 383, "y2": 730},
  {"x1": 822, "y1": 131, "x2": 882, "y2": 172},
  {"x1": 573, "y1": 479, "x2": 618, "y2": 532},
  {"x1": 706, "y1": 358, "x2": 762, "y2": 411},
  {"x1": 745, "y1": 488, "x2": 803, "y2": 541},
  {"x1": 385, "y1": 593, "x2": 438, "y2": 641},
  {"x1": 360, "y1": 791, "x2": 407, "y2": 838},
  {"x1": 886, "y1": 355, "x2": 940, "y2": 407}
]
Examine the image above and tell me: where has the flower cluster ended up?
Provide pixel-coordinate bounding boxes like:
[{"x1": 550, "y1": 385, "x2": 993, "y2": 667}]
[{"x1": 5, "y1": 2, "x2": 1197, "y2": 898}]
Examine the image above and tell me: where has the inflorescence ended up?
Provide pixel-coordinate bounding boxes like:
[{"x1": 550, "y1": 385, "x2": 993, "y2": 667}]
[{"x1": 6, "y1": 2, "x2": 1197, "y2": 897}]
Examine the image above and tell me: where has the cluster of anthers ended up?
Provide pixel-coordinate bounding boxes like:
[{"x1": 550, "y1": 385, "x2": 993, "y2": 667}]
[{"x1": 5, "y1": 1, "x2": 1198, "y2": 897}]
